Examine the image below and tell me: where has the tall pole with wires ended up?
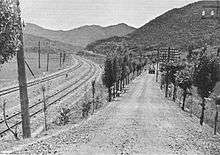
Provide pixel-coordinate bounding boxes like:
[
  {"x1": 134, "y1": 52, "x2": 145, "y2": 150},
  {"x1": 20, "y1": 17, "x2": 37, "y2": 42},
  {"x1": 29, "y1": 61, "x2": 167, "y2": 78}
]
[
  {"x1": 46, "y1": 41, "x2": 50, "y2": 72},
  {"x1": 156, "y1": 50, "x2": 160, "y2": 82},
  {"x1": 15, "y1": 0, "x2": 31, "y2": 138},
  {"x1": 38, "y1": 41, "x2": 41, "y2": 69}
]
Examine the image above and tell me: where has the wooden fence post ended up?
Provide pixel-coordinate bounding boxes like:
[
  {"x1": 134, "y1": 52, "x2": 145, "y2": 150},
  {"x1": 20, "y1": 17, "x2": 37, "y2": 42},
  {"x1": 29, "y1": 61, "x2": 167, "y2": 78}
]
[
  {"x1": 214, "y1": 98, "x2": 220, "y2": 135},
  {"x1": 91, "y1": 80, "x2": 95, "y2": 114},
  {"x1": 42, "y1": 85, "x2": 47, "y2": 131},
  {"x1": 214, "y1": 110, "x2": 218, "y2": 135}
]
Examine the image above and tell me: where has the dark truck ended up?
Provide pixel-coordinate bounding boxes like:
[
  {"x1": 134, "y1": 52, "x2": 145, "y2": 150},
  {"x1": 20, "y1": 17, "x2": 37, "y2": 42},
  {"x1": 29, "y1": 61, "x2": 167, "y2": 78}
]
[{"x1": 148, "y1": 65, "x2": 155, "y2": 74}]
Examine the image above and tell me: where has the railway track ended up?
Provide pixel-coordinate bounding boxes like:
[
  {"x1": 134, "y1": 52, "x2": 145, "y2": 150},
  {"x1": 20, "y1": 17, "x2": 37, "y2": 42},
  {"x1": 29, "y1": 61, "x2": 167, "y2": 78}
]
[
  {"x1": 0, "y1": 59, "x2": 99, "y2": 137},
  {"x1": 0, "y1": 55, "x2": 83, "y2": 97}
]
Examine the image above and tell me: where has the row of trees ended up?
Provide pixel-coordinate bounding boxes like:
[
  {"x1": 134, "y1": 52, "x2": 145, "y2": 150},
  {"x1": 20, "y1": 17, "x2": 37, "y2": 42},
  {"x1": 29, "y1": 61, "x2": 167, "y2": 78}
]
[
  {"x1": 102, "y1": 54, "x2": 146, "y2": 102},
  {"x1": 160, "y1": 47, "x2": 219, "y2": 126}
]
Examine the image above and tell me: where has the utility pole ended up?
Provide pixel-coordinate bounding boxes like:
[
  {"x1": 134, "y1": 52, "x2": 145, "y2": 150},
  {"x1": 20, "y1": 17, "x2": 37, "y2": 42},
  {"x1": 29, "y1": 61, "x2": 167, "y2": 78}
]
[
  {"x1": 60, "y1": 52, "x2": 62, "y2": 68},
  {"x1": 46, "y1": 52, "x2": 49, "y2": 72},
  {"x1": 15, "y1": 0, "x2": 31, "y2": 138},
  {"x1": 165, "y1": 47, "x2": 171, "y2": 98},
  {"x1": 156, "y1": 50, "x2": 160, "y2": 82},
  {"x1": 46, "y1": 41, "x2": 50, "y2": 72},
  {"x1": 38, "y1": 41, "x2": 41, "y2": 69}
]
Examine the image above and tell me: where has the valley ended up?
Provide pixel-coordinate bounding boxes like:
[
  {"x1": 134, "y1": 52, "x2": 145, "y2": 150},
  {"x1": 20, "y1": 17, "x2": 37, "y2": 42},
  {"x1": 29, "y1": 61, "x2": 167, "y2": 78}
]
[{"x1": 1, "y1": 0, "x2": 220, "y2": 154}]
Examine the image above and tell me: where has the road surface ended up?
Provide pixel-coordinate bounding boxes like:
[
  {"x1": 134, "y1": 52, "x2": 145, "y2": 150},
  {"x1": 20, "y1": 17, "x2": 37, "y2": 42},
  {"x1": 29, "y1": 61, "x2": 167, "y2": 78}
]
[{"x1": 11, "y1": 72, "x2": 220, "y2": 154}]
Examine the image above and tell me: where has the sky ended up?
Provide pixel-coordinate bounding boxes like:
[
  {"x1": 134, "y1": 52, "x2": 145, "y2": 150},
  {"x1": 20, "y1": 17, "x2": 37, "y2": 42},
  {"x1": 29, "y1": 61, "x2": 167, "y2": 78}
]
[{"x1": 20, "y1": 0, "x2": 199, "y2": 30}]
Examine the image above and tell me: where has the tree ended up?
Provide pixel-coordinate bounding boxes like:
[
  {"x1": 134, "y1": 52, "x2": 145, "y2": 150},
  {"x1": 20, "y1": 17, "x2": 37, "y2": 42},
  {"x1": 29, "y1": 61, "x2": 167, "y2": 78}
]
[
  {"x1": 193, "y1": 54, "x2": 218, "y2": 125},
  {"x1": 102, "y1": 57, "x2": 114, "y2": 102},
  {"x1": 175, "y1": 65, "x2": 193, "y2": 110},
  {"x1": 1, "y1": 0, "x2": 31, "y2": 138},
  {"x1": 0, "y1": 0, "x2": 17, "y2": 64},
  {"x1": 112, "y1": 56, "x2": 121, "y2": 96},
  {"x1": 166, "y1": 62, "x2": 185, "y2": 101},
  {"x1": 132, "y1": 61, "x2": 136, "y2": 78},
  {"x1": 160, "y1": 62, "x2": 175, "y2": 98},
  {"x1": 186, "y1": 45, "x2": 193, "y2": 61},
  {"x1": 121, "y1": 56, "x2": 129, "y2": 88}
]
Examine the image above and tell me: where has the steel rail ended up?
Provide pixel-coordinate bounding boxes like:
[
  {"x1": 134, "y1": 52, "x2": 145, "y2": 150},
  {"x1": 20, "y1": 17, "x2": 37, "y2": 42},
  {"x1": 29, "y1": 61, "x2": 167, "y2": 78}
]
[
  {"x1": 0, "y1": 57, "x2": 82, "y2": 97},
  {"x1": 0, "y1": 61, "x2": 98, "y2": 136}
]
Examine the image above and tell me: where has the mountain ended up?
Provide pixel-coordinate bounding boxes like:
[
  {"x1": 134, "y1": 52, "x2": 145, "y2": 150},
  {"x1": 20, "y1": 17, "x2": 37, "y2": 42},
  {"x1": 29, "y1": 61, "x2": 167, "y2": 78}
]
[
  {"x1": 24, "y1": 23, "x2": 136, "y2": 47},
  {"x1": 23, "y1": 34, "x2": 82, "y2": 54},
  {"x1": 86, "y1": 1, "x2": 220, "y2": 55},
  {"x1": 128, "y1": 1, "x2": 220, "y2": 49}
]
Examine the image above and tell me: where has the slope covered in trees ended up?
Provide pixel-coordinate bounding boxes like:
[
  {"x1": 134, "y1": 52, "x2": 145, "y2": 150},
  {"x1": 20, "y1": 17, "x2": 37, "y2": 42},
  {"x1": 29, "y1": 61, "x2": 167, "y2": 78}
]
[
  {"x1": 128, "y1": 1, "x2": 220, "y2": 49},
  {"x1": 86, "y1": 1, "x2": 220, "y2": 54}
]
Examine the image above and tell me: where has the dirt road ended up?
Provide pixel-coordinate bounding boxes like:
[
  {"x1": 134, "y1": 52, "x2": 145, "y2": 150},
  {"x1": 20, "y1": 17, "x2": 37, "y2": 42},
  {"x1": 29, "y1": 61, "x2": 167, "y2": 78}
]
[{"x1": 15, "y1": 72, "x2": 220, "y2": 154}]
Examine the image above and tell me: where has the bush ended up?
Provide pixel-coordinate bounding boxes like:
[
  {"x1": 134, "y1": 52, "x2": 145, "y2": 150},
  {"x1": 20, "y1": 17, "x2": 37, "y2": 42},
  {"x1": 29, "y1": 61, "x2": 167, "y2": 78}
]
[
  {"x1": 82, "y1": 100, "x2": 92, "y2": 118},
  {"x1": 55, "y1": 106, "x2": 71, "y2": 126}
]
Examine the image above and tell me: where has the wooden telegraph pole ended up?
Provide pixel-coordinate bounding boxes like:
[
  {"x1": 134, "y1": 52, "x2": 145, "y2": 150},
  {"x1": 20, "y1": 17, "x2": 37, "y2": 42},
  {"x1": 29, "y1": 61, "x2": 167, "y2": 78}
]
[
  {"x1": 15, "y1": 0, "x2": 31, "y2": 138},
  {"x1": 60, "y1": 52, "x2": 62, "y2": 68},
  {"x1": 46, "y1": 52, "x2": 49, "y2": 72},
  {"x1": 156, "y1": 50, "x2": 160, "y2": 82},
  {"x1": 165, "y1": 47, "x2": 171, "y2": 98},
  {"x1": 38, "y1": 41, "x2": 41, "y2": 69},
  {"x1": 46, "y1": 41, "x2": 50, "y2": 72}
]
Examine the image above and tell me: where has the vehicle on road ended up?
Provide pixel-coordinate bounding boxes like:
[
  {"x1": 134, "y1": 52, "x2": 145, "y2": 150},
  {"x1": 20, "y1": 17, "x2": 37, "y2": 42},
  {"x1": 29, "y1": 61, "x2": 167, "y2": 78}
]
[{"x1": 148, "y1": 65, "x2": 155, "y2": 74}]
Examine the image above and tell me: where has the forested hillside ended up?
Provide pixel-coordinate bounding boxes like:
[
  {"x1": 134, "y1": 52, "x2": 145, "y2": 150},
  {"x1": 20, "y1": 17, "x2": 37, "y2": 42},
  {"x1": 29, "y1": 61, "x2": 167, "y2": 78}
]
[{"x1": 86, "y1": 1, "x2": 220, "y2": 54}]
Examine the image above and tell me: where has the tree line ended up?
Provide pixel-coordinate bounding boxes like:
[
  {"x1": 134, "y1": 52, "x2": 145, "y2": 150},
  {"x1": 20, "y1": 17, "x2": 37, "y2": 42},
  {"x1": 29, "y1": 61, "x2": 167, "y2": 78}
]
[
  {"x1": 160, "y1": 46, "x2": 219, "y2": 126},
  {"x1": 102, "y1": 52, "x2": 146, "y2": 102}
]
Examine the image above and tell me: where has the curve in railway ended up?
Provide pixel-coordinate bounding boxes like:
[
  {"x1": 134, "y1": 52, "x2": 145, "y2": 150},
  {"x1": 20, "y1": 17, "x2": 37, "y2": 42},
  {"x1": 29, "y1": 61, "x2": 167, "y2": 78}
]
[{"x1": 0, "y1": 56, "x2": 101, "y2": 137}]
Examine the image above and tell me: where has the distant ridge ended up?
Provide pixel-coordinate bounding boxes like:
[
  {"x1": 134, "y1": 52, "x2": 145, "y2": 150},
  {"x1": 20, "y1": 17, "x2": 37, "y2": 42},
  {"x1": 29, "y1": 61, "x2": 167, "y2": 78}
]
[{"x1": 24, "y1": 23, "x2": 136, "y2": 47}]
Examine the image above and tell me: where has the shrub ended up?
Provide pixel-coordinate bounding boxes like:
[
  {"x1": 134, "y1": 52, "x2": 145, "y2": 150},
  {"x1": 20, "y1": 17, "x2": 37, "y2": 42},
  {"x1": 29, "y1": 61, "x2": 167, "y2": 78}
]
[
  {"x1": 55, "y1": 106, "x2": 71, "y2": 126},
  {"x1": 82, "y1": 100, "x2": 92, "y2": 118}
]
